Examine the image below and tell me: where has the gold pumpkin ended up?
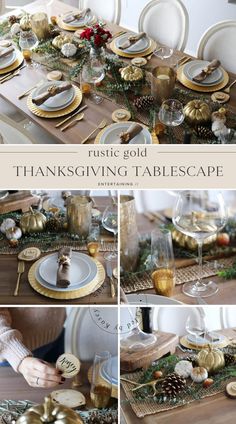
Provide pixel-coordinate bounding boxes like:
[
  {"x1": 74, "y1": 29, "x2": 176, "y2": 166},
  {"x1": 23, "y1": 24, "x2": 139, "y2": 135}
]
[
  {"x1": 16, "y1": 396, "x2": 83, "y2": 424},
  {"x1": 184, "y1": 100, "x2": 211, "y2": 125},
  {"x1": 197, "y1": 345, "x2": 225, "y2": 373},
  {"x1": 20, "y1": 207, "x2": 46, "y2": 234},
  {"x1": 171, "y1": 228, "x2": 216, "y2": 251},
  {"x1": 52, "y1": 34, "x2": 72, "y2": 49},
  {"x1": 119, "y1": 65, "x2": 143, "y2": 82}
]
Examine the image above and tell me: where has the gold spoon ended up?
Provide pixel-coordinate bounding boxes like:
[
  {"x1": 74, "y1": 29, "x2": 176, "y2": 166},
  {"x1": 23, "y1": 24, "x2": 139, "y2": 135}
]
[
  {"x1": 60, "y1": 112, "x2": 84, "y2": 132},
  {"x1": 224, "y1": 79, "x2": 236, "y2": 94}
]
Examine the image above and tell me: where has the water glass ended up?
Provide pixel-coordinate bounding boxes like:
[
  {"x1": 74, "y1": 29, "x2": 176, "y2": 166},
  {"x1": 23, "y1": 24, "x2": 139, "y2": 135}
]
[
  {"x1": 87, "y1": 223, "x2": 100, "y2": 257},
  {"x1": 151, "y1": 228, "x2": 176, "y2": 297},
  {"x1": 90, "y1": 351, "x2": 112, "y2": 409},
  {"x1": 159, "y1": 99, "x2": 185, "y2": 127}
]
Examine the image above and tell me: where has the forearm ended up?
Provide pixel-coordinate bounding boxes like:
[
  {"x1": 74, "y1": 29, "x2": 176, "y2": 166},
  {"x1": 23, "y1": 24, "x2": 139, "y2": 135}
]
[{"x1": 0, "y1": 308, "x2": 32, "y2": 371}]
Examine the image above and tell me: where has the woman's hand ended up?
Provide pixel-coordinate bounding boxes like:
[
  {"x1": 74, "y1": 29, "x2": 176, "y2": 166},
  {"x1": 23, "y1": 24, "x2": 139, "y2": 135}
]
[{"x1": 18, "y1": 357, "x2": 65, "y2": 388}]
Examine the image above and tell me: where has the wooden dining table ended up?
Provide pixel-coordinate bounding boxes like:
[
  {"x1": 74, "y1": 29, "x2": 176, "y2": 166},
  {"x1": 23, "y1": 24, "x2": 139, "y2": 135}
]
[
  {"x1": 0, "y1": 196, "x2": 118, "y2": 305},
  {"x1": 121, "y1": 327, "x2": 236, "y2": 424},
  {"x1": 124, "y1": 211, "x2": 236, "y2": 305},
  {"x1": 0, "y1": 361, "x2": 117, "y2": 417},
  {"x1": 0, "y1": 0, "x2": 236, "y2": 144}
]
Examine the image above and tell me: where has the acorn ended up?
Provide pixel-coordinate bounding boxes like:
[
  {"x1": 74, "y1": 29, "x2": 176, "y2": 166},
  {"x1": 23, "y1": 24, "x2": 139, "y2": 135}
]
[
  {"x1": 153, "y1": 370, "x2": 163, "y2": 379},
  {"x1": 203, "y1": 378, "x2": 214, "y2": 388}
]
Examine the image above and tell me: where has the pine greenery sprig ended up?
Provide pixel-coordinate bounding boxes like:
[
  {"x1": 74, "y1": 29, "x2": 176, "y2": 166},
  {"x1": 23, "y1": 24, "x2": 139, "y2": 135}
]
[{"x1": 218, "y1": 261, "x2": 236, "y2": 280}]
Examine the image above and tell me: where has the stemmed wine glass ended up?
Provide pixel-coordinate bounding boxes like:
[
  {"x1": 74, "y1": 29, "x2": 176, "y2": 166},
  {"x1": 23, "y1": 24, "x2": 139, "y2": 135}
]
[
  {"x1": 102, "y1": 203, "x2": 118, "y2": 260},
  {"x1": 172, "y1": 191, "x2": 227, "y2": 298},
  {"x1": 186, "y1": 313, "x2": 206, "y2": 346},
  {"x1": 158, "y1": 99, "x2": 185, "y2": 127},
  {"x1": 154, "y1": 45, "x2": 173, "y2": 61},
  {"x1": 82, "y1": 55, "x2": 105, "y2": 104},
  {"x1": 19, "y1": 30, "x2": 39, "y2": 68}
]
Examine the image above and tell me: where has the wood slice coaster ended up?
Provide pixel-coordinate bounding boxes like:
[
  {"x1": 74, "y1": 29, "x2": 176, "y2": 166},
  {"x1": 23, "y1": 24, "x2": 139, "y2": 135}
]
[
  {"x1": 120, "y1": 331, "x2": 179, "y2": 372},
  {"x1": 0, "y1": 191, "x2": 39, "y2": 214}
]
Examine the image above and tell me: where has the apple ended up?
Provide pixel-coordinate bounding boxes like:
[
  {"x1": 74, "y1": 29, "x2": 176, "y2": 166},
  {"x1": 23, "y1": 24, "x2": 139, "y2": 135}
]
[{"x1": 217, "y1": 233, "x2": 230, "y2": 246}]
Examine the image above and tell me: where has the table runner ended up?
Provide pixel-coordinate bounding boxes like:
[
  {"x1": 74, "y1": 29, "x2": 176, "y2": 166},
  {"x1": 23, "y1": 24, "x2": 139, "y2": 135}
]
[
  {"x1": 121, "y1": 256, "x2": 236, "y2": 294},
  {"x1": 121, "y1": 369, "x2": 235, "y2": 418}
]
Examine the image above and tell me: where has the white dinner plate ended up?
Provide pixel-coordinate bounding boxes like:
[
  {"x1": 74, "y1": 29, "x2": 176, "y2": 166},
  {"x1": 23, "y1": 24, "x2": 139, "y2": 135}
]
[
  {"x1": 116, "y1": 32, "x2": 150, "y2": 54},
  {"x1": 187, "y1": 333, "x2": 226, "y2": 346},
  {"x1": 100, "y1": 356, "x2": 118, "y2": 385},
  {"x1": 32, "y1": 82, "x2": 75, "y2": 111},
  {"x1": 126, "y1": 294, "x2": 183, "y2": 305},
  {"x1": 63, "y1": 13, "x2": 95, "y2": 27},
  {"x1": 183, "y1": 60, "x2": 223, "y2": 86},
  {"x1": 99, "y1": 122, "x2": 152, "y2": 145},
  {"x1": 36, "y1": 252, "x2": 98, "y2": 291},
  {"x1": 0, "y1": 49, "x2": 16, "y2": 70}
]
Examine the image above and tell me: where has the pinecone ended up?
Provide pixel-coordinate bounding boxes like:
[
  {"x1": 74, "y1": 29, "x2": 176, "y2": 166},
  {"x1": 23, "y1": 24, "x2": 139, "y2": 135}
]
[
  {"x1": 9, "y1": 15, "x2": 18, "y2": 25},
  {"x1": 224, "y1": 353, "x2": 236, "y2": 366},
  {"x1": 184, "y1": 355, "x2": 198, "y2": 367},
  {"x1": 134, "y1": 95, "x2": 154, "y2": 111},
  {"x1": 45, "y1": 217, "x2": 62, "y2": 232},
  {"x1": 161, "y1": 373, "x2": 186, "y2": 397},
  {"x1": 195, "y1": 125, "x2": 215, "y2": 140}
]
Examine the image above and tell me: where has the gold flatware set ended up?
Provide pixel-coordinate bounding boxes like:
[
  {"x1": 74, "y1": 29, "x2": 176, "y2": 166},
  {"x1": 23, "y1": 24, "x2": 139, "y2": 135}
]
[{"x1": 0, "y1": 64, "x2": 26, "y2": 84}]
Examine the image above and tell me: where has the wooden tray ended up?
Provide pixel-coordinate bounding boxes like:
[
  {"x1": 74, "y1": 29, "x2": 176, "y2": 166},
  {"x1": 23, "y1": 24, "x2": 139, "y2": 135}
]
[
  {"x1": 120, "y1": 331, "x2": 179, "y2": 372},
  {"x1": 0, "y1": 191, "x2": 40, "y2": 214}
]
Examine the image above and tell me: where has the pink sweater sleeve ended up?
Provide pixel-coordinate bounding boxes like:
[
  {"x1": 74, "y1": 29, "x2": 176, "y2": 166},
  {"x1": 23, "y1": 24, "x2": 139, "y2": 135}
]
[{"x1": 0, "y1": 308, "x2": 32, "y2": 372}]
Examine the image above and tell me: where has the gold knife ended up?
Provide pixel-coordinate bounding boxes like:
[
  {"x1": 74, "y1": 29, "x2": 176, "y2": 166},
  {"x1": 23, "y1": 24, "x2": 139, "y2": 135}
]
[
  {"x1": 0, "y1": 64, "x2": 26, "y2": 83},
  {"x1": 14, "y1": 261, "x2": 25, "y2": 296},
  {"x1": 55, "y1": 104, "x2": 88, "y2": 128}
]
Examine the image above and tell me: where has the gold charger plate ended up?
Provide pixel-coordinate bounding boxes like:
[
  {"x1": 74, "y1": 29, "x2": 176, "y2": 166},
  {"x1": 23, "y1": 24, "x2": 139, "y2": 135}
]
[
  {"x1": 0, "y1": 49, "x2": 24, "y2": 75},
  {"x1": 180, "y1": 335, "x2": 229, "y2": 350},
  {"x1": 27, "y1": 85, "x2": 83, "y2": 118},
  {"x1": 177, "y1": 65, "x2": 229, "y2": 93},
  {"x1": 88, "y1": 365, "x2": 118, "y2": 399},
  {"x1": 95, "y1": 121, "x2": 158, "y2": 144},
  {"x1": 110, "y1": 37, "x2": 156, "y2": 59},
  {"x1": 57, "y1": 15, "x2": 97, "y2": 32},
  {"x1": 28, "y1": 256, "x2": 105, "y2": 300}
]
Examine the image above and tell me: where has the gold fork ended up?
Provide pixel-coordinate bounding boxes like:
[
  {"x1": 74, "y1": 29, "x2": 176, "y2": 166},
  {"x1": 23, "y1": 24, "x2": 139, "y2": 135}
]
[
  {"x1": 14, "y1": 261, "x2": 25, "y2": 296},
  {"x1": 81, "y1": 119, "x2": 107, "y2": 144},
  {"x1": 0, "y1": 69, "x2": 21, "y2": 84},
  {"x1": 61, "y1": 112, "x2": 84, "y2": 131},
  {"x1": 224, "y1": 79, "x2": 236, "y2": 94}
]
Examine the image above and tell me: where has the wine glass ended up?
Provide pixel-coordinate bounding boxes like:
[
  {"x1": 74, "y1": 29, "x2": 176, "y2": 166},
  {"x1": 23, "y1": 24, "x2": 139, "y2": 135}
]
[
  {"x1": 90, "y1": 351, "x2": 112, "y2": 409},
  {"x1": 158, "y1": 99, "x2": 185, "y2": 127},
  {"x1": 172, "y1": 191, "x2": 227, "y2": 297},
  {"x1": 19, "y1": 30, "x2": 39, "y2": 68},
  {"x1": 82, "y1": 56, "x2": 105, "y2": 104},
  {"x1": 186, "y1": 313, "x2": 206, "y2": 346},
  {"x1": 154, "y1": 45, "x2": 173, "y2": 61},
  {"x1": 102, "y1": 204, "x2": 118, "y2": 260}
]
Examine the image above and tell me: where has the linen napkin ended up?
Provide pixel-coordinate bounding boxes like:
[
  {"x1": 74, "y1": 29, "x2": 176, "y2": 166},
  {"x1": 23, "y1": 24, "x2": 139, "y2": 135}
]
[
  {"x1": 119, "y1": 123, "x2": 143, "y2": 144},
  {"x1": 63, "y1": 8, "x2": 91, "y2": 24},
  {"x1": 0, "y1": 46, "x2": 14, "y2": 59},
  {"x1": 57, "y1": 247, "x2": 72, "y2": 288},
  {"x1": 32, "y1": 82, "x2": 72, "y2": 106},
  {"x1": 119, "y1": 32, "x2": 146, "y2": 50},
  {"x1": 192, "y1": 59, "x2": 221, "y2": 82}
]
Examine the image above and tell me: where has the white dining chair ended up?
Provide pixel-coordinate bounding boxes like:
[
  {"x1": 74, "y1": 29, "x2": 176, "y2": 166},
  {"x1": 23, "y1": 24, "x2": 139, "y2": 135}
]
[
  {"x1": 79, "y1": 0, "x2": 121, "y2": 24},
  {"x1": 0, "y1": 0, "x2": 5, "y2": 14},
  {"x1": 221, "y1": 306, "x2": 236, "y2": 329},
  {"x1": 65, "y1": 308, "x2": 118, "y2": 362},
  {"x1": 126, "y1": 190, "x2": 175, "y2": 214},
  {"x1": 138, "y1": 0, "x2": 189, "y2": 51},
  {"x1": 197, "y1": 20, "x2": 236, "y2": 74},
  {"x1": 0, "y1": 113, "x2": 38, "y2": 143}
]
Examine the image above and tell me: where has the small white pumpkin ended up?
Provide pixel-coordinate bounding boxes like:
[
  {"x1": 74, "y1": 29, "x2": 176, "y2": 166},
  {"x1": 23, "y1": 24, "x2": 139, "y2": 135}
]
[
  {"x1": 190, "y1": 367, "x2": 208, "y2": 383},
  {"x1": 5, "y1": 226, "x2": 22, "y2": 240},
  {"x1": 174, "y1": 360, "x2": 193, "y2": 378},
  {"x1": 61, "y1": 43, "x2": 77, "y2": 58},
  {"x1": 52, "y1": 34, "x2": 72, "y2": 49},
  {"x1": 11, "y1": 23, "x2": 21, "y2": 36},
  {"x1": 0, "y1": 218, "x2": 16, "y2": 234}
]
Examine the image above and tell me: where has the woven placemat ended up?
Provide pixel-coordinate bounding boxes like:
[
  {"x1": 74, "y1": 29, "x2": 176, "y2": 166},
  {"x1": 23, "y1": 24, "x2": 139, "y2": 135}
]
[
  {"x1": 121, "y1": 370, "x2": 231, "y2": 418},
  {"x1": 121, "y1": 256, "x2": 236, "y2": 294},
  {"x1": 0, "y1": 240, "x2": 117, "y2": 255}
]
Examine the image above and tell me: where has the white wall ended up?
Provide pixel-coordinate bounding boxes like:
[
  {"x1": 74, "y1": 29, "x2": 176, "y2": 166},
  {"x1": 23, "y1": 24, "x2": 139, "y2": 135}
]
[{"x1": 120, "y1": 0, "x2": 236, "y2": 55}]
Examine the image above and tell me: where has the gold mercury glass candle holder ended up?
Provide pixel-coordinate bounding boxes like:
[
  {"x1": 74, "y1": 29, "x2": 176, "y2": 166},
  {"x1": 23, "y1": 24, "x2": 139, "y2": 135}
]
[
  {"x1": 151, "y1": 228, "x2": 176, "y2": 297},
  {"x1": 151, "y1": 66, "x2": 176, "y2": 104},
  {"x1": 30, "y1": 12, "x2": 50, "y2": 40},
  {"x1": 120, "y1": 195, "x2": 140, "y2": 272},
  {"x1": 67, "y1": 195, "x2": 92, "y2": 239}
]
